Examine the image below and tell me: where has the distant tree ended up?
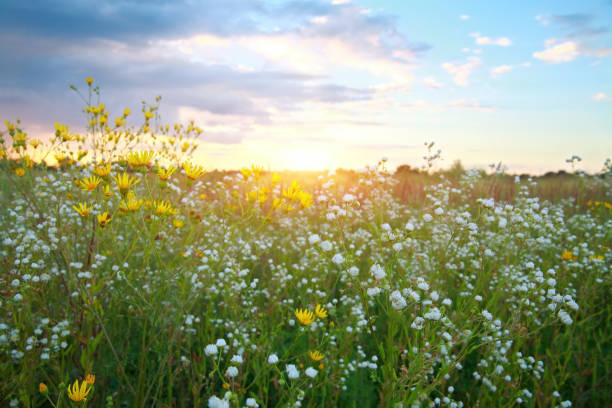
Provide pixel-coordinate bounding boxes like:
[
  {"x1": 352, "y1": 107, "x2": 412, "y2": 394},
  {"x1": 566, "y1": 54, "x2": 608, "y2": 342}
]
[{"x1": 394, "y1": 164, "x2": 420, "y2": 175}]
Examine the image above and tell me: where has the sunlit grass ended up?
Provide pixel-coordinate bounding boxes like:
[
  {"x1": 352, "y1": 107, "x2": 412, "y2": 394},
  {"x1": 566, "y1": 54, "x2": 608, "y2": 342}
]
[{"x1": 0, "y1": 79, "x2": 610, "y2": 407}]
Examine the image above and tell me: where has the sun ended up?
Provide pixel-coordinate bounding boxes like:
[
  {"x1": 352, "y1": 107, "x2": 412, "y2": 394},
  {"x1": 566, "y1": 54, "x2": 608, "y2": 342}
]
[{"x1": 284, "y1": 149, "x2": 330, "y2": 171}]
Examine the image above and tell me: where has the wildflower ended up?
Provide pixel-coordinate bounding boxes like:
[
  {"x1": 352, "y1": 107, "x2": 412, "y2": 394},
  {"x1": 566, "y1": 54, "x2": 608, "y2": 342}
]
[
  {"x1": 295, "y1": 308, "x2": 315, "y2": 325},
  {"x1": 113, "y1": 172, "x2": 140, "y2": 192},
  {"x1": 14, "y1": 168, "x2": 26, "y2": 177},
  {"x1": 308, "y1": 350, "x2": 324, "y2": 362},
  {"x1": 126, "y1": 151, "x2": 154, "y2": 167},
  {"x1": 114, "y1": 117, "x2": 126, "y2": 127},
  {"x1": 285, "y1": 364, "x2": 299, "y2": 379},
  {"x1": 226, "y1": 366, "x2": 238, "y2": 377},
  {"x1": 85, "y1": 77, "x2": 94, "y2": 85},
  {"x1": 370, "y1": 264, "x2": 386, "y2": 280},
  {"x1": 103, "y1": 185, "x2": 112, "y2": 198},
  {"x1": 153, "y1": 200, "x2": 179, "y2": 215},
  {"x1": 183, "y1": 162, "x2": 206, "y2": 180},
  {"x1": 67, "y1": 379, "x2": 92, "y2": 402},
  {"x1": 92, "y1": 163, "x2": 111, "y2": 177},
  {"x1": 39, "y1": 382, "x2": 48, "y2": 393},
  {"x1": 78, "y1": 175, "x2": 103, "y2": 192},
  {"x1": 561, "y1": 250, "x2": 573, "y2": 261},
  {"x1": 73, "y1": 202, "x2": 94, "y2": 217},
  {"x1": 173, "y1": 218, "x2": 184, "y2": 228},
  {"x1": 97, "y1": 212, "x2": 112, "y2": 228},
  {"x1": 85, "y1": 374, "x2": 95, "y2": 385},
  {"x1": 268, "y1": 354, "x2": 279, "y2": 364},
  {"x1": 305, "y1": 367, "x2": 318, "y2": 378},
  {"x1": 315, "y1": 304, "x2": 328, "y2": 318},
  {"x1": 119, "y1": 193, "x2": 142, "y2": 212},
  {"x1": 157, "y1": 166, "x2": 176, "y2": 181},
  {"x1": 205, "y1": 344, "x2": 218, "y2": 356}
]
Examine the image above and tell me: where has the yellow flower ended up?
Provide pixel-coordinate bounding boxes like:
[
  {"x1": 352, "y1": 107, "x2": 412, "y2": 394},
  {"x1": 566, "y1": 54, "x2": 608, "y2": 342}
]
[
  {"x1": 295, "y1": 308, "x2": 315, "y2": 325},
  {"x1": 173, "y1": 218, "x2": 184, "y2": 228},
  {"x1": 85, "y1": 77, "x2": 94, "y2": 85},
  {"x1": 297, "y1": 191, "x2": 313, "y2": 209},
  {"x1": 39, "y1": 382, "x2": 48, "y2": 393},
  {"x1": 126, "y1": 151, "x2": 154, "y2": 167},
  {"x1": 308, "y1": 350, "x2": 324, "y2": 362},
  {"x1": 85, "y1": 374, "x2": 96, "y2": 385},
  {"x1": 78, "y1": 175, "x2": 103, "y2": 192},
  {"x1": 114, "y1": 117, "x2": 126, "y2": 127},
  {"x1": 97, "y1": 212, "x2": 112, "y2": 228},
  {"x1": 103, "y1": 185, "x2": 112, "y2": 198},
  {"x1": 153, "y1": 200, "x2": 179, "y2": 216},
  {"x1": 73, "y1": 202, "x2": 94, "y2": 217},
  {"x1": 30, "y1": 139, "x2": 41, "y2": 148},
  {"x1": 157, "y1": 166, "x2": 176, "y2": 181},
  {"x1": 561, "y1": 250, "x2": 573, "y2": 261},
  {"x1": 67, "y1": 379, "x2": 92, "y2": 402},
  {"x1": 272, "y1": 172, "x2": 281, "y2": 184},
  {"x1": 113, "y1": 172, "x2": 140, "y2": 192},
  {"x1": 315, "y1": 304, "x2": 328, "y2": 319},
  {"x1": 183, "y1": 162, "x2": 206, "y2": 180},
  {"x1": 14, "y1": 168, "x2": 26, "y2": 177},
  {"x1": 93, "y1": 163, "x2": 111, "y2": 177},
  {"x1": 144, "y1": 111, "x2": 154, "y2": 120},
  {"x1": 118, "y1": 192, "x2": 143, "y2": 212},
  {"x1": 123, "y1": 108, "x2": 131, "y2": 117}
]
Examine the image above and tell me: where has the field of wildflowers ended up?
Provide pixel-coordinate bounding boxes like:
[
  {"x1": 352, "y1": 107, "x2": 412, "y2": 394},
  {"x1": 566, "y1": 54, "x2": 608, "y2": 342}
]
[{"x1": 1, "y1": 79, "x2": 611, "y2": 407}]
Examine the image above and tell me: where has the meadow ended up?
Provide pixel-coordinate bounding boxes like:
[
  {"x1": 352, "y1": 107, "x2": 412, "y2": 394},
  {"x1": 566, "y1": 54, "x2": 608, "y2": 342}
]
[{"x1": 1, "y1": 80, "x2": 611, "y2": 407}]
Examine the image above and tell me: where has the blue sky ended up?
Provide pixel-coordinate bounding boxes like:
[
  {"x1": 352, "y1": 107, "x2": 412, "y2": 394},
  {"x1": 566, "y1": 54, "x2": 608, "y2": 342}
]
[{"x1": 1, "y1": 0, "x2": 611, "y2": 173}]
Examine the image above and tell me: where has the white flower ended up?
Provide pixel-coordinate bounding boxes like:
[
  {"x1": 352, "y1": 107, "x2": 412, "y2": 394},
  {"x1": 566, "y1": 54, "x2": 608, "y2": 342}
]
[
  {"x1": 268, "y1": 353, "x2": 279, "y2": 364},
  {"x1": 348, "y1": 266, "x2": 359, "y2": 277},
  {"x1": 319, "y1": 241, "x2": 333, "y2": 252},
  {"x1": 558, "y1": 309, "x2": 573, "y2": 325},
  {"x1": 424, "y1": 307, "x2": 442, "y2": 320},
  {"x1": 331, "y1": 253, "x2": 345, "y2": 265},
  {"x1": 423, "y1": 213, "x2": 433, "y2": 222},
  {"x1": 205, "y1": 344, "x2": 218, "y2": 356},
  {"x1": 286, "y1": 364, "x2": 299, "y2": 379},
  {"x1": 411, "y1": 317, "x2": 425, "y2": 330},
  {"x1": 389, "y1": 290, "x2": 407, "y2": 310},
  {"x1": 231, "y1": 354, "x2": 243, "y2": 364},
  {"x1": 305, "y1": 367, "x2": 318, "y2": 378},
  {"x1": 308, "y1": 234, "x2": 320, "y2": 245},
  {"x1": 498, "y1": 217, "x2": 507, "y2": 228},
  {"x1": 416, "y1": 278, "x2": 429, "y2": 291},
  {"x1": 405, "y1": 222, "x2": 415, "y2": 231},
  {"x1": 216, "y1": 338, "x2": 227, "y2": 347},
  {"x1": 246, "y1": 398, "x2": 259, "y2": 407},
  {"x1": 434, "y1": 207, "x2": 444, "y2": 215},
  {"x1": 370, "y1": 264, "x2": 386, "y2": 280},
  {"x1": 342, "y1": 194, "x2": 356, "y2": 202},
  {"x1": 13, "y1": 293, "x2": 23, "y2": 302},
  {"x1": 367, "y1": 287, "x2": 381, "y2": 297},
  {"x1": 482, "y1": 310, "x2": 493, "y2": 321},
  {"x1": 226, "y1": 366, "x2": 238, "y2": 377},
  {"x1": 208, "y1": 395, "x2": 229, "y2": 408}
]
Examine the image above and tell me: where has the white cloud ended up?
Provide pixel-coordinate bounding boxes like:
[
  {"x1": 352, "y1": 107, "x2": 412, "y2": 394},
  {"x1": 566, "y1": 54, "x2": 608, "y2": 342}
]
[
  {"x1": 460, "y1": 14, "x2": 470, "y2": 20},
  {"x1": 423, "y1": 77, "x2": 444, "y2": 89},
  {"x1": 332, "y1": 0, "x2": 350, "y2": 4},
  {"x1": 533, "y1": 41, "x2": 580, "y2": 63},
  {"x1": 442, "y1": 57, "x2": 481, "y2": 87},
  {"x1": 490, "y1": 65, "x2": 513, "y2": 78},
  {"x1": 593, "y1": 92, "x2": 611, "y2": 101},
  {"x1": 476, "y1": 36, "x2": 512, "y2": 46}
]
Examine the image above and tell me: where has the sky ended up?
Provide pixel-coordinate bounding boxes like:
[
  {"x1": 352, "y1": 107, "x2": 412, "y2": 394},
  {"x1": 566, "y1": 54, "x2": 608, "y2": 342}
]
[{"x1": 1, "y1": 0, "x2": 611, "y2": 174}]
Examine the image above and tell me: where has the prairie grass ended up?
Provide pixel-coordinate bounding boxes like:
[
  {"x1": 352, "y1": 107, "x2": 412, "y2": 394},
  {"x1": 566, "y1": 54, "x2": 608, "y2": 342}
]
[{"x1": 0, "y1": 79, "x2": 611, "y2": 407}]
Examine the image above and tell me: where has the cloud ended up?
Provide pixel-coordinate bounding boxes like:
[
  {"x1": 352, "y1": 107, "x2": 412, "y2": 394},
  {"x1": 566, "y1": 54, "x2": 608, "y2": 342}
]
[
  {"x1": 593, "y1": 92, "x2": 611, "y2": 101},
  {"x1": 470, "y1": 32, "x2": 511, "y2": 46},
  {"x1": 460, "y1": 14, "x2": 470, "y2": 20},
  {"x1": 533, "y1": 41, "x2": 580, "y2": 63},
  {"x1": 442, "y1": 57, "x2": 481, "y2": 87},
  {"x1": 423, "y1": 77, "x2": 444, "y2": 89},
  {"x1": 533, "y1": 12, "x2": 611, "y2": 63},
  {"x1": 490, "y1": 65, "x2": 513, "y2": 78}
]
